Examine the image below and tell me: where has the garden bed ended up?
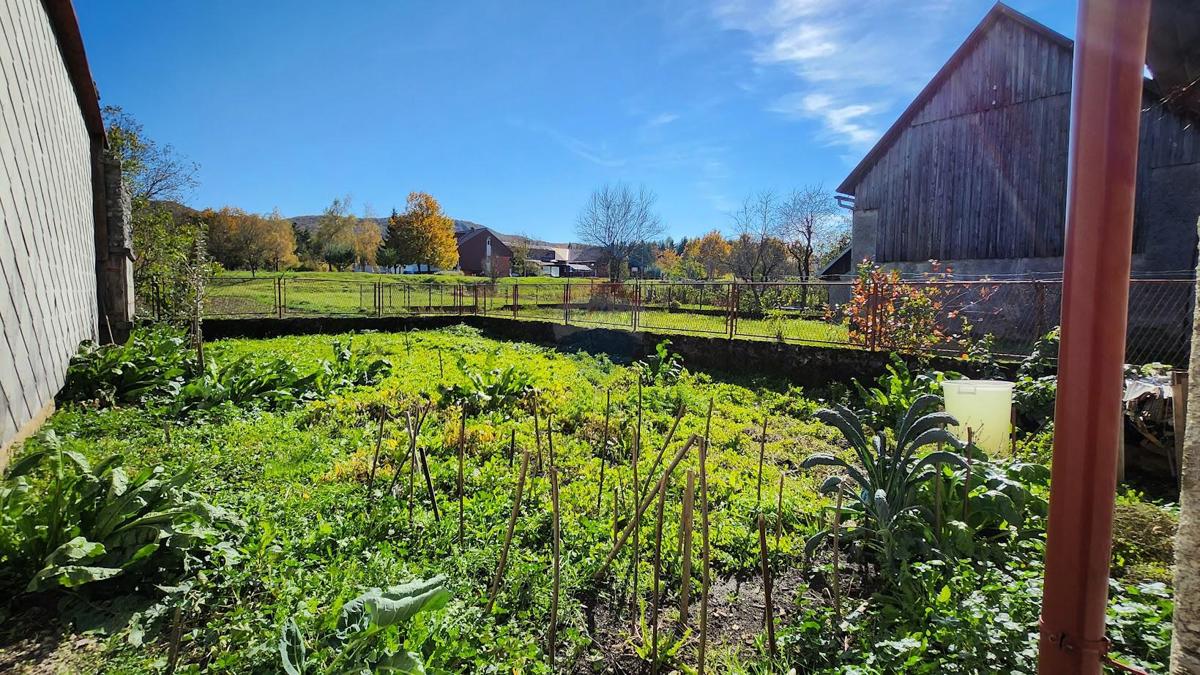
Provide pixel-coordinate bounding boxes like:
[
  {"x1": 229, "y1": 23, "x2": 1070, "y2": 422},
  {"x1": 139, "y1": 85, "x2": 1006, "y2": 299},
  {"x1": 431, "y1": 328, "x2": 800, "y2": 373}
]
[{"x1": 0, "y1": 326, "x2": 1177, "y2": 673}]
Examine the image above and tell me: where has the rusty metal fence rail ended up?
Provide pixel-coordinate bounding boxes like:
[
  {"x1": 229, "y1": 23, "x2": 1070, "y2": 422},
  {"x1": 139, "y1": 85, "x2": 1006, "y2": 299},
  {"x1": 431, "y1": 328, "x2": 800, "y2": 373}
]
[{"x1": 198, "y1": 275, "x2": 1195, "y2": 366}]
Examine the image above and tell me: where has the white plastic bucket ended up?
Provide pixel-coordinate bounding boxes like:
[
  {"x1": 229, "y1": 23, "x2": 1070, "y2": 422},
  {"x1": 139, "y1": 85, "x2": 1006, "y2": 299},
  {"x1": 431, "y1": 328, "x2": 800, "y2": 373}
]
[{"x1": 941, "y1": 379, "x2": 1014, "y2": 455}]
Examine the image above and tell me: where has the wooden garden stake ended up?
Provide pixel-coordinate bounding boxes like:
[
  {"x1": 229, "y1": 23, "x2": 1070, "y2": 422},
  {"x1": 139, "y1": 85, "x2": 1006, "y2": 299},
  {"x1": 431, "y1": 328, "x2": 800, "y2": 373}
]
[
  {"x1": 508, "y1": 428, "x2": 515, "y2": 467},
  {"x1": 679, "y1": 470, "x2": 695, "y2": 625},
  {"x1": 832, "y1": 481, "x2": 844, "y2": 631},
  {"x1": 594, "y1": 436, "x2": 698, "y2": 577},
  {"x1": 756, "y1": 416, "x2": 767, "y2": 505},
  {"x1": 547, "y1": 467, "x2": 562, "y2": 668},
  {"x1": 533, "y1": 399, "x2": 543, "y2": 474},
  {"x1": 612, "y1": 485, "x2": 620, "y2": 545},
  {"x1": 547, "y1": 413, "x2": 555, "y2": 469},
  {"x1": 697, "y1": 435, "x2": 712, "y2": 674},
  {"x1": 775, "y1": 472, "x2": 784, "y2": 551},
  {"x1": 391, "y1": 403, "x2": 429, "y2": 500},
  {"x1": 631, "y1": 382, "x2": 642, "y2": 622},
  {"x1": 487, "y1": 451, "x2": 529, "y2": 612},
  {"x1": 437, "y1": 348, "x2": 444, "y2": 378},
  {"x1": 457, "y1": 410, "x2": 466, "y2": 549},
  {"x1": 596, "y1": 389, "x2": 611, "y2": 513},
  {"x1": 650, "y1": 475, "x2": 669, "y2": 675},
  {"x1": 366, "y1": 409, "x2": 387, "y2": 513},
  {"x1": 963, "y1": 427, "x2": 974, "y2": 522},
  {"x1": 758, "y1": 513, "x2": 778, "y2": 659},
  {"x1": 166, "y1": 606, "x2": 183, "y2": 674}
]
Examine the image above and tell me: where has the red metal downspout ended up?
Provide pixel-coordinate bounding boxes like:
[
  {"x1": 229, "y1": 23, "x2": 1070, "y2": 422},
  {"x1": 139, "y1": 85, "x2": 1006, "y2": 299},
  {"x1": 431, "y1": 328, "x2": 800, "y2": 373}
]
[{"x1": 1038, "y1": 1, "x2": 1151, "y2": 674}]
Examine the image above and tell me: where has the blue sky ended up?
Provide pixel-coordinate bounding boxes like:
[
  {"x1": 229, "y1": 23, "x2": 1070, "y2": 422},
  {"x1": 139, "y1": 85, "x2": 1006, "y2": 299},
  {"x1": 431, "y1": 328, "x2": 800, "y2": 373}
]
[{"x1": 75, "y1": 0, "x2": 1075, "y2": 242}]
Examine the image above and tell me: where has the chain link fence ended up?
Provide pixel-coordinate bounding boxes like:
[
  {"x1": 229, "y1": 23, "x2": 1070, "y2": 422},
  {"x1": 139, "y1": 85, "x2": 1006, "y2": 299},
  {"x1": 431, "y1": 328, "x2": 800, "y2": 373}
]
[{"x1": 197, "y1": 275, "x2": 1195, "y2": 366}]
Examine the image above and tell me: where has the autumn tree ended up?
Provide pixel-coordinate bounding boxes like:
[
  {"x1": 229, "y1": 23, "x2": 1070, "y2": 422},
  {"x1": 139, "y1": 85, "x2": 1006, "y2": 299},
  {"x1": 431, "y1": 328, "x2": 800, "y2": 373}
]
[
  {"x1": 575, "y1": 183, "x2": 663, "y2": 281},
  {"x1": 206, "y1": 208, "x2": 298, "y2": 274},
  {"x1": 684, "y1": 230, "x2": 732, "y2": 279},
  {"x1": 384, "y1": 192, "x2": 458, "y2": 272},
  {"x1": 314, "y1": 196, "x2": 369, "y2": 271}
]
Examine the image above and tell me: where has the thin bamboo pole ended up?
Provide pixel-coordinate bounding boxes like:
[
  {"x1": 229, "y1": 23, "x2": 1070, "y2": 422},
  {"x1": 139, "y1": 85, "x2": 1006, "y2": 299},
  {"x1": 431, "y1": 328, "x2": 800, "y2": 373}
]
[
  {"x1": 758, "y1": 513, "x2": 777, "y2": 658},
  {"x1": 458, "y1": 410, "x2": 466, "y2": 549},
  {"x1": 597, "y1": 390, "x2": 611, "y2": 513},
  {"x1": 679, "y1": 470, "x2": 695, "y2": 625},
  {"x1": 757, "y1": 416, "x2": 768, "y2": 505},
  {"x1": 547, "y1": 414, "x2": 555, "y2": 469},
  {"x1": 697, "y1": 433, "x2": 712, "y2": 674},
  {"x1": 650, "y1": 475, "x2": 669, "y2": 675},
  {"x1": 593, "y1": 436, "x2": 698, "y2": 577},
  {"x1": 632, "y1": 380, "x2": 642, "y2": 624},
  {"x1": 487, "y1": 451, "x2": 529, "y2": 612},
  {"x1": 775, "y1": 472, "x2": 784, "y2": 551},
  {"x1": 547, "y1": 466, "x2": 561, "y2": 668}
]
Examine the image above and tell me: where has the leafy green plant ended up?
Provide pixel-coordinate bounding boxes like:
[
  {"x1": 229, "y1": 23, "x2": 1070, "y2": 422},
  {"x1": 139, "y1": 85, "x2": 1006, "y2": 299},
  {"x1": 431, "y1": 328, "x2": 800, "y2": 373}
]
[
  {"x1": 851, "y1": 354, "x2": 959, "y2": 430},
  {"x1": 802, "y1": 395, "x2": 966, "y2": 570},
  {"x1": 439, "y1": 357, "x2": 534, "y2": 416},
  {"x1": 318, "y1": 339, "x2": 392, "y2": 393},
  {"x1": 176, "y1": 356, "x2": 321, "y2": 413},
  {"x1": 0, "y1": 432, "x2": 241, "y2": 594},
  {"x1": 59, "y1": 327, "x2": 195, "y2": 406},
  {"x1": 637, "y1": 339, "x2": 685, "y2": 385},
  {"x1": 279, "y1": 576, "x2": 450, "y2": 674}
]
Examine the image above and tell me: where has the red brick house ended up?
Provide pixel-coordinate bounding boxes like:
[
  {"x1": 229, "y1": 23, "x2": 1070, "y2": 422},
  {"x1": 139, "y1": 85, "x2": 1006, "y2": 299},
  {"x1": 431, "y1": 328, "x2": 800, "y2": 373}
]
[{"x1": 456, "y1": 226, "x2": 512, "y2": 278}]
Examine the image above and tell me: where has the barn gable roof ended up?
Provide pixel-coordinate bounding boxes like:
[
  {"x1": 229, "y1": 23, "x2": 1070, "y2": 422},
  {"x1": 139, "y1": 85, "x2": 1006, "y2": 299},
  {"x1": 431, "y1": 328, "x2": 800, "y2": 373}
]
[{"x1": 836, "y1": 2, "x2": 1070, "y2": 196}]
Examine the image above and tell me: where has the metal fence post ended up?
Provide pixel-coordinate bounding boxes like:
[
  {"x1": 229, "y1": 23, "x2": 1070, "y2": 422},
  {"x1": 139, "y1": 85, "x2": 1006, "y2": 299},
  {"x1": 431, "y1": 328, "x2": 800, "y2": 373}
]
[
  {"x1": 633, "y1": 281, "x2": 641, "y2": 332},
  {"x1": 727, "y1": 283, "x2": 736, "y2": 340},
  {"x1": 512, "y1": 285, "x2": 519, "y2": 320},
  {"x1": 563, "y1": 280, "x2": 570, "y2": 325}
]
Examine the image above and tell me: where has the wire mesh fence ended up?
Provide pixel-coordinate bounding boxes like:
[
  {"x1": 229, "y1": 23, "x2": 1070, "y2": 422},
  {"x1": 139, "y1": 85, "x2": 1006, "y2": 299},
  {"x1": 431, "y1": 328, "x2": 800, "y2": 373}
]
[{"x1": 195, "y1": 275, "x2": 1195, "y2": 366}]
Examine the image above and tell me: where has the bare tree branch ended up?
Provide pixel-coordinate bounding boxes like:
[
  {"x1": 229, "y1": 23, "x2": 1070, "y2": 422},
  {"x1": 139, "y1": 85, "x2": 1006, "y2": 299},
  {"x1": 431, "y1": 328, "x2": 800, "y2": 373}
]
[{"x1": 575, "y1": 183, "x2": 663, "y2": 281}]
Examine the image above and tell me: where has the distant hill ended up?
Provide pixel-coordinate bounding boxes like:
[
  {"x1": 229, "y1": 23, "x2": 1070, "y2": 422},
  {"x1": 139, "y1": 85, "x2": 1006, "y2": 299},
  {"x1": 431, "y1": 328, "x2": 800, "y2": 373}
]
[{"x1": 288, "y1": 214, "x2": 487, "y2": 236}]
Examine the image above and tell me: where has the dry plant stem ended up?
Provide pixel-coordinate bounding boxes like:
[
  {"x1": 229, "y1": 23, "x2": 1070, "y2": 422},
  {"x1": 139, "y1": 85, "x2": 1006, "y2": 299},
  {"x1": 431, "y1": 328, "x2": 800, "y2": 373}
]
[
  {"x1": 612, "y1": 485, "x2": 620, "y2": 544},
  {"x1": 757, "y1": 416, "x2": 767, "y2": 505},
  {"x1": 640, "y1": 404, "x2": 687, "y2": 496},
  {"x1": 594, "y1": 436, "x2": 698, "y2": 578},
  {"x1": 596, "y1": 390, "x2": 611, "y2": 514},
  {"x1": 508, "y1": 428, "x2": 515, "y2": 467},
  {"x1": 679, "y1": 470, "x2": 695, "y2": 625},
  {"x1": 697, "y1": 435, "x2": 712, "y2": 675},
  {"x1": 458, "y1": 410, "x2": 466, "y2": 549},
  {"x1": 437, "y1": 349, "x2": 443, "y2": 379},
  {"x1": 390, "y1": 404, "x2": 428, "y2": 498},
  {"x1": 534, "y1": 399, "x2": 543, "y2": 474},
  {"x1": 758, "y1": 513, "x2": 778, "y2": 659},
  {"x1": 487, "y1": 450, "x2": 529, "y2": 612},
  {"x1": 650, "y1": 476, "x2": 669, "y2": 675},
  {"x1": 166, "y1": 606, "x2": 183, "y2": 674},
  {"x1": 832, "y1": 483, "x2": 844, "y2": 631},
  {"x1": 365, "y1": 410, "x2": 387, "y2": 513},
  {"x1": 547, "y1": 467, "x2": 562, "y2": 668}
]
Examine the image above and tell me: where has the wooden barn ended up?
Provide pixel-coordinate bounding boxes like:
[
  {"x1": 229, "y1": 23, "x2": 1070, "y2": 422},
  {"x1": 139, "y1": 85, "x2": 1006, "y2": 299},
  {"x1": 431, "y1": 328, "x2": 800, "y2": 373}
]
[
  {"x1": 836, "y1": 2, "x2": 1200, "y2": 278},
  {"x1": 833, "y1": 2, "x2": 1200, "y2": 363}
]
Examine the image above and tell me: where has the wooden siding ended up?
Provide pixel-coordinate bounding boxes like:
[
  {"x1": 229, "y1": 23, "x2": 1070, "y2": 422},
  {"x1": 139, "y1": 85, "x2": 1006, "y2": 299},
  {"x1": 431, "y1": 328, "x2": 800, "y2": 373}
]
[
  {"x1": 0, "y1": 0, "x2": 98, "y2": 447},
  {"x1": 853, "y1": 13, "x2": 1200, "y2": 265}
]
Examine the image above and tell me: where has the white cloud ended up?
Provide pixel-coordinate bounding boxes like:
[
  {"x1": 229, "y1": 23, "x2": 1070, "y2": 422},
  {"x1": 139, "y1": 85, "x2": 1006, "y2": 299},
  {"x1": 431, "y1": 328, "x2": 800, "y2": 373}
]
[
  {"x1": 712, "y1": 0, "x2": 974, "y2": 151},
  {"x1": 646, "y1": 112, "x2": 681, "y2": 128}
]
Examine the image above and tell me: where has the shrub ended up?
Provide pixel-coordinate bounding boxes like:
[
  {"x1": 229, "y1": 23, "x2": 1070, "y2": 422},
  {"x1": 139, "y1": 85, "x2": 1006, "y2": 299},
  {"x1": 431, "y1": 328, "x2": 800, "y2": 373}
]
[
  {"x1": 636, "y1": 340, "x2": 685, "y2": 385},
  {"x1": 1111, "y1": 500, "x2": 1177, "y2": 584},
  {"x1": 851, "y1": 353, "x2": 960, "y2": 430},
  {"x1": 439, "y1": 358, "x2": 534, "y2": 417}
]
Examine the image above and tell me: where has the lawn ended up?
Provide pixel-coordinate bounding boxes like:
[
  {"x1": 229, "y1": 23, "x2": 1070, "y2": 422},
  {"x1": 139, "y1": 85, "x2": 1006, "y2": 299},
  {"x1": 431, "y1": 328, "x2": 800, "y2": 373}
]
[{"x1": 0, "y1": 327, "x2": 1177, "y2": 673}]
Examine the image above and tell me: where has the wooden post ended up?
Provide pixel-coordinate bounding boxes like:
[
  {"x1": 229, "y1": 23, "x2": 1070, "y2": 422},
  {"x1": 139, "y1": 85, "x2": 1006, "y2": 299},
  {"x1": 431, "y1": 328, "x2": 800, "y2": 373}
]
[
  {"x1": 641, "y1": 404, "x2": 687, "y2": 496},
  {"x1": 631, "y1": 380, "x2": 642, "y2": 621},
  {"x1": 534, "y1": 400, "x2": 543, "y2": 474},
  {"x1": 547, "y1": 467, "x2": 561, "y2": 668},
  {"x1": 1173, "y1": 370, "x2": 1188, "y2": 479},
  {"x1": 487, "y1": 451, "x2": 529, "y2": 612},
  {"x1": 758, "y1": 514, "x2": 777, "y2": 659},
  {"x1": 508, "y1": 428, "x2": 515, "y2": 467},
  {"x1": 418, "y1": 442, "x2": 440, "y2": 522},
  {"x1": 679, "y1": 470, "x2": 695, "y2": 625},
  {"x1": 547, "y1": 414, "x2": 555, "y2": 469}
]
